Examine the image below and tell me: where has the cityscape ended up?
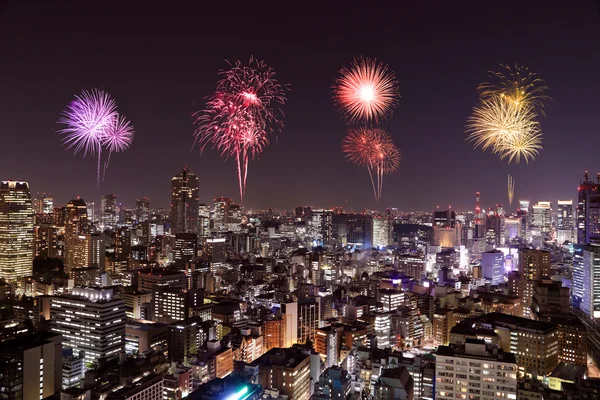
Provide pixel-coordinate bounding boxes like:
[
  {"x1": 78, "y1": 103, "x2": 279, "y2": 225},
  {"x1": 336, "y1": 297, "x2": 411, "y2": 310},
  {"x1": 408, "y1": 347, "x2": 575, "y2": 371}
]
[{"x1": 2, "y1": 2, "x2": 600, "y2": 400}]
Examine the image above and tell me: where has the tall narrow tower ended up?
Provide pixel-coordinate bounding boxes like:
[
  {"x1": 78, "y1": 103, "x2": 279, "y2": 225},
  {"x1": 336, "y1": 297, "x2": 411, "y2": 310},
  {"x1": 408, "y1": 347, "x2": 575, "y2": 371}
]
[
  {"x1": 171, "y1": 167, "x2": 199, "y2": 234},
  {"x1": 475, "y1": 192, "x2": 482, "y2": 225},
  {"x1": 0, "y1": 181, "x2": 34, "y2": 280}
]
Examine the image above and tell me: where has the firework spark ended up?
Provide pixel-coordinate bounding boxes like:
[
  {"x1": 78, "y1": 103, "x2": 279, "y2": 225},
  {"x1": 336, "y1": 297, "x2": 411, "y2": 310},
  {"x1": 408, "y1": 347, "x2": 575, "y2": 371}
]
[
  {"x1": 58, "y1": 89, "x2": 134, "y2": 186},
  {"x1": 333, "y1": 57, "x2": 399, "y2": 124},
  {"x1": 194, "y1": 57, "x2": 288, "y2": 202},
  {"x1": 478, "y1": 64, "x2": 550, "y2": 115},
  {"x1": 466, "y1": 95, "x2": 542, "y2": 164},
  {"x1": 508, "y1": 174, "x2": 515, "y2": 206},
  {"x1": 342, "y1": 127, "x2": 401, "y2": 201}
]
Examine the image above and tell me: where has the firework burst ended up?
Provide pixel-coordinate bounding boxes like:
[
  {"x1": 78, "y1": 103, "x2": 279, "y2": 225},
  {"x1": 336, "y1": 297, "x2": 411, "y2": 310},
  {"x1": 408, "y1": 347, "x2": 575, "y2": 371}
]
[
  {"x1": 194, "y1": 57, "x2": 288, "y2": 202},
  {"x1": 58, "y1": 89, "x2": 134, "y2": 186},
  {"x1": 466, "y1": 95, "x2": 541, "y2": 164},
  {"x1": 467, "y1": 65, "x2": 548, "y2": 164},
  {"x1": 333, "y1": 57, "x2": 399, "y2": 124},
  {"x1": 478, "y1": 64, "x2": 550, "y2": 115},
  {"x1": 342, "y1": 127, "x2": 401, "y2": 201}
]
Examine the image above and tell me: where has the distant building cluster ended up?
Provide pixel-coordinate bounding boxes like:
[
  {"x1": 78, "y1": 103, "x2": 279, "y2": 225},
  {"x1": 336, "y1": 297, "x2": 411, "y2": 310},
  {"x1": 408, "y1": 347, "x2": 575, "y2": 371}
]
[{"x1": 1, "y1": 170, "x2": 600, "y2": 399}]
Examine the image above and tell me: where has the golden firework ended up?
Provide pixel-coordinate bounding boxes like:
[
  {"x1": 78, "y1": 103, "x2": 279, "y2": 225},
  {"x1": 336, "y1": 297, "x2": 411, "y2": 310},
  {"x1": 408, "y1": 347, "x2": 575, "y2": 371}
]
[
  {"x1": 466, "y1": 95, "x2": 541, "y2": 164},
  {"x1": 508, "y1": 175, "x2": 515, "y2": 206},
  {"x1": 478, "y1": 64, "x2": 550, "y2": 116}
]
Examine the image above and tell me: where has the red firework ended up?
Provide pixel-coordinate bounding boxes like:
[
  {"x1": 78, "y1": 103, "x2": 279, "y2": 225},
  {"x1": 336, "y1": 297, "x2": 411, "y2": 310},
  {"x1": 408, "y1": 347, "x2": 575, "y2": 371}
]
[
  {"x1": 342, "y1": 127, "x2": 401, "y2": 201},
  {"x1": 333, "y1": 57, "x2": 399, "y2": 124},
  {"x1": 194, "y1": 57, "x2": 288, "y2": 202}
]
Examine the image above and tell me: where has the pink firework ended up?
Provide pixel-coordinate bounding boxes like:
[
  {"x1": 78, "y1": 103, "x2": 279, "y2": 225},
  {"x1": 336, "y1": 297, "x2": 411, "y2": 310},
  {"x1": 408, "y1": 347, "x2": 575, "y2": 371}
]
[
  {"x1": 102, "y1": 114, "x2": 135, "y2": 178},
  {"x1": 333, "y1": 57, "x2": 399, "y2": 124},
  {"x1": 58, "y1": 89, "x2": 133, "y2": 186},
  {"x1": 194, "y1": 57, "x2": 288, "y2": 202},
  {"x1": 342, "y1": 127, "x2": 401, "y2": 201}
]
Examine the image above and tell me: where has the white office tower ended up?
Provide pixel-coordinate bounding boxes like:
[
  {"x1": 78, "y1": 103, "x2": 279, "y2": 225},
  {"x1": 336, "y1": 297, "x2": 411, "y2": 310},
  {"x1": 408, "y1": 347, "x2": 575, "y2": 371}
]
[
  {"x1": 557, "y1": 200, "x2": 574, "y2": 244},
  {"x1": 49, "y1": 288, "x2": 125, "y2": 369}
]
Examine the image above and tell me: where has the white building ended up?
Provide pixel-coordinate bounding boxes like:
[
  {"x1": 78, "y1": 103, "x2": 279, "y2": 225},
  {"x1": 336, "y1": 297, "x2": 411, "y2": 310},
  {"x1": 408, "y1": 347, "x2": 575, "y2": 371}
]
[
  {"x1": 49, "y1": 288, "x2": 125, "y2": 368},
  {"x1": 481, "y1": 250, "x2": 505, "y2": 286},
  {"x1": 435, "y1": 339, "x2": 518, "y2": 400}
]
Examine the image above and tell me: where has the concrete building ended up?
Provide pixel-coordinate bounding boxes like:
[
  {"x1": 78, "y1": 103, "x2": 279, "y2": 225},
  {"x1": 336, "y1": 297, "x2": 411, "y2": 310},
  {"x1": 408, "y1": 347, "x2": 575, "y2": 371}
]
[
  {"x1": 435, "y1": 339, "x2": 517, "y2": 400},
  {"x1": 252, "y1": 347, "x2": 312, "y2": 400},
  {"x1": 49, "y1": 288, "x2": 125, "y2": 368},
  {"x1": 481, "y1": 250, "x2": 505, "y2": 286},
  {"x1": 0, "y1": 332, "x2": 62, "y2": 400},
  {"x1": 518, "y1": 248, "x2": 551, "y2": 318},
  {"x1": 314, "y1": 366, "x2": 352, "y2": 400}
]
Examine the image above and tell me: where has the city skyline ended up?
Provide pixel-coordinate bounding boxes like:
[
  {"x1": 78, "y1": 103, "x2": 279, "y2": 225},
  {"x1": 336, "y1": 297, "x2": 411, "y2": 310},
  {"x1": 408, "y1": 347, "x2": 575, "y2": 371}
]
[{"x1": 1, "y1": 2, "x2": 600, "y2": 209}]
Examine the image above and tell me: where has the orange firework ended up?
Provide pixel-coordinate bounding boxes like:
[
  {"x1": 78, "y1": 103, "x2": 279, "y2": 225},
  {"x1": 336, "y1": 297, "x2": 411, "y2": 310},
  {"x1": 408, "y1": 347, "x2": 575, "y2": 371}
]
[
  {"x1": 342, "y1": 127, "x2": 401, "y2": 201},
  {"x1": 333, "y1": 57, "x2": 399, "y2": 124}
]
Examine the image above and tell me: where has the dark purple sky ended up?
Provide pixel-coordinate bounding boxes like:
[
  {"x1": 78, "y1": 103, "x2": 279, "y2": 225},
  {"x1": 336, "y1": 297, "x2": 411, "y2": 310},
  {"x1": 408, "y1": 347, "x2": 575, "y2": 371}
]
[{"x1": 1, "y1": 1, "x2": 599, "y2": 212}]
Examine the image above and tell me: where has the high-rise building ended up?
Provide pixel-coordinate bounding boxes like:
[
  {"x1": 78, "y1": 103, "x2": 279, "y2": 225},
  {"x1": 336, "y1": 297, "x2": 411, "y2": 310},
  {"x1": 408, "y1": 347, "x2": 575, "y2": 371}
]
[
  {"x1": 573, "y1": 244, "x2": 600, "y2": 319},
  {"x1": 100, "y1": 194, "x2": 117, "y2": 229},
  {"x1": 171, "y1": 168, "x2": 199, "y2": 234},
  {"x1": 49, "y1": 288, "x2": 125, "y2": 368},
  {"x1": 137, "y1": 268, "x2": 188, "y2": 292},
  {"x1": 34, "y1": 224, "x2": 59, "y2": 259},
  {"x1": 481, "y1": 250, "x2": 505, "y2": 286},
  {"x1": 577, "y1": 172, "x2": 600, "y2": 245},
  {"x1": 435, "y1": 339, "x2": 518, "y2": 400},
  {"x1": 518, "y1": 248, "x2": 551, "y2": 318},
  {"x1": 172, "y1": 233, "x2": 197, "y2": 265},
  {"x1": 86, "y1": 201, "x2": 95, "y2": 223},
  {"x1": 0, "y1": 180, "x2": 34, "y2": 281},
  {"x1": 557, "y1": 200, "x2": 574, "y2": 243},
  {"x1": 467, "y1": 313, "x2": 560, "y2": 377},
  {"x1": 433, "y1": 209, "x2": 456, "y2": 227},
  {"x1": 0, "y1": 332, "x2": 63, "y2": 400},
  {"x1": 65, "y1": 233, "x2": 105, "y2": 273},
  {"x1": 252, "y1": 347, "x2": 312, "y2": 400},
  {"x1": 135, "y1": 197, "x2": 150, "y2": 223},
  {"x1": 531, "y1": 201, "x2": 552, "y2": 239},
  {"x1": 373, "y1": 216, "x2": 391, "y2": 248},
  {"x1": 198, "y1": 203, "x2": 211, "y2": 238},
  {"x1": 34, "y1": 192, "x2": 53, "y2": 215},
  {"x1": 518, "y1": 200, "x2": 530, "y2": 240},
  {"x1": 213, "y1": 197, "x2": 233, "y2": 228},
  {"x1": 64, "y1": 198, "x2": 89, "y2": 272}
]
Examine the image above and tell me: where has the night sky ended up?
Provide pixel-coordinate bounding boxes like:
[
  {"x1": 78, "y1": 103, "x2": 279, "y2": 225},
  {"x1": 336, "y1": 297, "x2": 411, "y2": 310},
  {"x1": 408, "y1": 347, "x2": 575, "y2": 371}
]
[{"x1": 1, "y1": 1, "x2": 600, "y2": 212}]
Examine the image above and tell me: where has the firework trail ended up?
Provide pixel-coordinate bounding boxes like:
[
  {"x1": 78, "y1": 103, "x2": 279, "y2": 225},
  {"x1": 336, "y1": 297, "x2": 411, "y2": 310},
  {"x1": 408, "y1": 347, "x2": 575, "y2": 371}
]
[
  {"x1": 333, "y1": 57, "x2": 399, "y2": 124},
  {"x1": 466, "y1": 95, "x2": 542, "y2": 164},
  {"x1": 342, "y1": 127, "x2": 401, "y2": 201},
  {"x1": 58, "y1": 89, "x2": 134, "y2": 186},
  {"x1": 102, "y1": 114, "x2": 135, "y2": 179},
  {"x1": 194, "y1": 57, "x2": 288, "y2": 202},
  {"x1": 508, "y1": 174, "x2": 515, "y2": 206}
]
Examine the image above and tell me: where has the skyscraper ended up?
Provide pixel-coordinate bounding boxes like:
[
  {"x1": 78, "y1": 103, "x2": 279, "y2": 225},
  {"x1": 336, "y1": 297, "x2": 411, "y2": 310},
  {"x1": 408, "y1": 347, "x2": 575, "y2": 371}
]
[
  {"x1": 33, "y1": 192, "x2": 53, "y2": 215},
  {"x1": 136, "y1": 197, "x2": 150, "y2": 223},
  {"x1": 213, "y1": 197, "x2": 233, "y2": 228},
  {"x1": 518, "y1": 248, "x2": 551, "y2": 318},
  {"x1": 0, "y1": 181, "x2": 34, "y2": 281},
  {"x1": 171, "y1": 168, "x2": 199, "y2": 234},
  {"x1": 530, "y1": 201, "x2": 552, "y2": 239},
  {"x1": 101, "y1": 194, "x2": 117, "y2": 229},
  {"x1": 557, "y1": 200, "x2": 574, "y2": 243},
  {"x1": 577, "y1": 171, "x2": 600, "y2": 245},
  {"x1": 64, "y1": 198, "x2": 89, "y2": 273}
]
